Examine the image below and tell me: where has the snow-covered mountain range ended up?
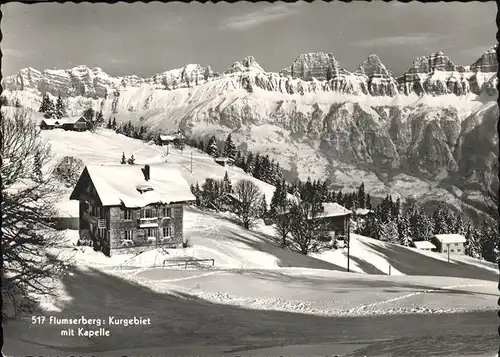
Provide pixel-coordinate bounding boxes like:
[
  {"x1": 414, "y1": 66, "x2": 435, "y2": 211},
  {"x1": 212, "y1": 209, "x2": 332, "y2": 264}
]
[{"x1": 2, "y1": 45, "x2": 498, "y2": 220}]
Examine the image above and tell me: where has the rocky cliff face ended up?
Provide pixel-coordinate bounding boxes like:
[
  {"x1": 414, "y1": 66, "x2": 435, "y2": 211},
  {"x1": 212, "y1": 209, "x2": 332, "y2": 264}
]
[{"x1": 2, "y1": 46, "x2": 498, "y2": 219}]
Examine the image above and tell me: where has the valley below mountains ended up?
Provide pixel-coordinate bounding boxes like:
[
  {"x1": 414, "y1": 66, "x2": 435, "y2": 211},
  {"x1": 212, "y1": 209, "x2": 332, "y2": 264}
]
[{"x1": 2, "y1": 45, "x2": 499, "y2": 221}]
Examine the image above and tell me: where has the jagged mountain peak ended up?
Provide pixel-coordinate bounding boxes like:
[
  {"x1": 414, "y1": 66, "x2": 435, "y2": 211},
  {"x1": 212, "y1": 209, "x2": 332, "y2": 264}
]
[
  {"x1": 356, "y1": 54, "x2": 392, "y2": 77},
  {"x1": 224, "y1": 56, "x2": 265, "y2": 75},
  {"x1": 403, "y1": 51, "x2": 457, "y2": 75},
  {"x1": 470, "y1": 44, "x2": 498, "y2": 72},
  {"x1": 279, "y1": 52, "x2": 342, "y2": 81}
]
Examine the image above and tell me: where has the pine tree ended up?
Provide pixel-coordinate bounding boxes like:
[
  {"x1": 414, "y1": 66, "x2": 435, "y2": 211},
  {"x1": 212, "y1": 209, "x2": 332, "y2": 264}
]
[
  {"x1": 366, "y1": 193, "x2": 372, "y2": 210},
  {"x1": 39, "y1": 94, "x2": 56, "y2": 119},
  {"x1": 245, "y1": 151, "x2": 255, "y2": 173},
  {"x1": 107, "y1": 118, "x2": 112, "y2": 129},
  {"x1": 432, "y1": 206, "x2": 449, "y2": 234},
  {"x1": 223, "y1": 134, "x2": 237, "y2": 159},
  {"x1": 82, "y1": 107, "x2": 95, "y2": 123},
  {"x1": 379, "y1": 218, "x2": 399, "y2": 243},
  {"x1": 206, "y1": 136, "x2": 219, "y2": 157},
  {"x1": 272, "y1": 161, "x2": 284, "y2": 185},
  {"x1": 55, "y1": 94, "x2": 66, "y2": 119},
  {"x1": 234, "y1": 151, "x2": 244, "y2": 169},
  {"x1": 15, "y1": 99, "x2": 22, "y2": 108},
  {"x1": 96, "y1": 110, "x2": 104, "y2": 125},
  {"x1": 252, "y1": 154, "x2": 261, "y2": 178},
  {"x1": 259, "y1": 194, "x2": 268, "y2": 218},
  {"x1": 464, "y1": 222, "x2": 481, "y2": 258},
  {"x1": 222, "y1": 171, "x2": 232, "y2": 194},
  {"x1": 357, "y1": 182, "x2": 366, "y2": 208},
  {"x1": 260, "y1": 155, "x2": 272, "y2": 184},
  {"x1": 120, "y1": 152, "x2": 126, "y2": 165},
  {"x1": 397, "y1": 214, "x2": 411, "y2": 246},
  {"x1": 127, "y1": 154, "x2": 135, "y2": 165},
  {"x1": 39, "y1": 93, "x2": 53, "y2": 114},
  {"x1": 112, "y1": 118, "x2": 117, "y2": 130}
]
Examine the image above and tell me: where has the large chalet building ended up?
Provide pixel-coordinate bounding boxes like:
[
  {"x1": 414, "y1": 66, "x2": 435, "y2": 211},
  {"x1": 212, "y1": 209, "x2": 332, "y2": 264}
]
[
  {"x1": 70, "y1": 163, "x2": 195, "y2": 256},
  {"x1": 40, "y1": 116, "x2": 91, "y2": 131},
  {"x1": 313, "y1": 202, "x2": 352, "y2": 241}
]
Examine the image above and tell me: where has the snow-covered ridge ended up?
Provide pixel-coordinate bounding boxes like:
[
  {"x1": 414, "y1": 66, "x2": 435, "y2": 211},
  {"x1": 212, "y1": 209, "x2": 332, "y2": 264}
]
[{"x1": 3, "y1": 45, "x2": 497, "y2": 98}]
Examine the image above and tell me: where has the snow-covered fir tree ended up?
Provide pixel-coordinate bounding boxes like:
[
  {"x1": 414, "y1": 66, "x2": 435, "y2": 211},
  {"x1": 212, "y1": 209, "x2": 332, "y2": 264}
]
[
  {"x1": 223, "y1": 134, "x2": 237, "y2": 159},
  {"x1": 222, "y1": 171, "x2": 232, "y2": 194},
  {"x1": 55, "y1": 94, "x2": 66, "y2": 119},
  {"x1": 206, "y1": 135, "x2": 219, "y2": 157}
]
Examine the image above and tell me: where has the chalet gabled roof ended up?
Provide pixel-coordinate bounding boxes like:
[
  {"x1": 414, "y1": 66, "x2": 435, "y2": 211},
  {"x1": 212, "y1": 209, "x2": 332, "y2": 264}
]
[
  {"x1": 433, "y1": 234, "x2": 466, "y2": 244},
  {"x1": 70, "y1": 164, "x2": 195, "y2": 208},
  {"x1": 41, "y1": 116, "x2": 88, "y2": 126},
  {"x1": 320, "y1": 202, "x2": 352, "y2": 218},
  {"x1": 413, "y1": 240, "x2": 436, "y2": 249}
]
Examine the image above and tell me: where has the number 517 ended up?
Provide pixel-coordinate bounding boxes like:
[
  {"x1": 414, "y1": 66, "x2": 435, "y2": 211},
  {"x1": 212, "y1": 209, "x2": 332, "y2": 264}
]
[{"x1": 31, "y1": 316, "x2": 46, "y2": 324}]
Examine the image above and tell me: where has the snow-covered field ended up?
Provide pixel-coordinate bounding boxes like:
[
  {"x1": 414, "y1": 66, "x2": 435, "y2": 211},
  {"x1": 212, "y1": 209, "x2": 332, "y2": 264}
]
[{"x1": 3, "y1": 127, "x2": 498, "y2": 357}]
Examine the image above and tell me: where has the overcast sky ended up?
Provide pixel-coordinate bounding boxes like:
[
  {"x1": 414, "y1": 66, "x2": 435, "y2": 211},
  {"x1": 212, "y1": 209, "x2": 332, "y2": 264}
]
[{"x1": 2, "y1": 1, "x2": 497, "y2": 78}]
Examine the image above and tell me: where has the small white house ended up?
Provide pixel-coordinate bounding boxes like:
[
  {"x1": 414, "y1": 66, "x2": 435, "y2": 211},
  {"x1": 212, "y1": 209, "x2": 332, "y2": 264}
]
[
  {"x1": 431, "y1": 234, "x2": 466, "y2": 254},
  {"x1": 214, "y1": 157, "x2": 234, "y2": 167},
  {"x1": 413, "y1": 240, "x2": 436, "y2": 251}
]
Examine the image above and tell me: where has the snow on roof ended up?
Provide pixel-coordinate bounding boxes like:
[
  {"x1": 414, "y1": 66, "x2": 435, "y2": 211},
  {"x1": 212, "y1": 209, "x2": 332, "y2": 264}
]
[
  {"x1": 41, "y1": 116, "x2": 86, "y2": 126},
  {"x1": 355, "y1": 208, "x2": 374, "y2": 215},
  {"x1": 77, "y1": 164, "x2": 196, "y2": 208},
  {"x1": 320, "y1": 202, "x2": 352, "y2": 218},
  {"x1": 413, "y1": 240, "x2": 436, "y2": 249},
  {"x1": 159, "y1": 135, "x2": 177, "y2": 141},
  {"x1": 214, "y1": 157, "x2": 234, "y2": 162},
  {"x1": 433, "y1": 234, "x2": 466, "y2": 244}
]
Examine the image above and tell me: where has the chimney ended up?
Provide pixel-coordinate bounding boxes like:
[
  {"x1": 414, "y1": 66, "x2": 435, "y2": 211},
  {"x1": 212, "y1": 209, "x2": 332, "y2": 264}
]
[{"x1": 143, "y1": 165, "x2": 150, "y2": 181}]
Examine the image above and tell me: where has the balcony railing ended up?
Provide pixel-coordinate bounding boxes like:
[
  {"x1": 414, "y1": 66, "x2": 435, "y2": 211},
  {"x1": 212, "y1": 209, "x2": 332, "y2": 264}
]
[
  {"x1": 97, "y1": 219, "x2": 107, "y2": 228},
  {"x1": 83, "y1": 211, "x2": 107, "y2": 228},
  {"x1": 137, "y1": 217, "x2": 159, "y2": 228}
]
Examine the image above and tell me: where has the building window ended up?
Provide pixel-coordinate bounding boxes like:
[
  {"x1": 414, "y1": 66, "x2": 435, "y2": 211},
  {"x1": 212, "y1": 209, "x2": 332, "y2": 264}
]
[
  {"x1": 98, "y1": 227, "x2": 106, "y2": 238},
  {"x1": 457, "y1": 249, "x2": 461, "y2": 252},
  {"x1": 163, "y1": 207, "x2": 172, "y2": 218},
  {"x1": 454, "y1": 243, "x2": 459, "y2": 247},
  {"x1": 124, "y1": 209, "x2": 133, "y2": 220},
  {"x1": 450, "y1": 249, "x2": 454, "y2": 253},
  {"x1": 124, "y1": 230, "x2": 133, "y2": 240},
  {"x1": 443, "y1": 249, "x2": 447, "y2": 253},
  {"x1": 142, "y1": 208, "x2": 154, "y2": 218},
  {"x1": 163, "y1": 225, "x2": 173, "y2": 238},
  {"x1": 145, "y1": 228, "x2": 156, "y2": 238}
]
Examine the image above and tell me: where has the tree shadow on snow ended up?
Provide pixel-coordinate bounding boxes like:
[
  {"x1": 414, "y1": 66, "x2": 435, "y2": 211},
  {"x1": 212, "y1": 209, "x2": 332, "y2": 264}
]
[
  {"x1": 362, "y1": 241, "x2": 498, "y2": 282},
  {"x1": 4, "y1": 264, "x2": 497, "y2": 356}
]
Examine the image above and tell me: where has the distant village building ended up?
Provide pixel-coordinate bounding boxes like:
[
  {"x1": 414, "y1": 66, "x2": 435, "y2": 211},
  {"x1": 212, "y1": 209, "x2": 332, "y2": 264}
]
[
  {"x1": 159, "y1": 130, "x2": 185, "y2": 146},
  {"x1": 312, "y1": 202, "x2": 352, "y2": 242},
  {"x1": 354, "y1": 208, "x2": 375, "y2": 217},
  {"x1": 214, "y1": 157, "x2": 234, "y2": 167},
  {"x1": 413, "y1": 240, "x2": 437, "y2": 251},
  {"x1": 431, "y1": 234, "x2": 466, "y2": 254},
  {"x1": 40, "y1": 116, "x2": 91, "y2": 131},
  {"x1": 69, "y1": 163, "x2": 195, "y2": 256}
]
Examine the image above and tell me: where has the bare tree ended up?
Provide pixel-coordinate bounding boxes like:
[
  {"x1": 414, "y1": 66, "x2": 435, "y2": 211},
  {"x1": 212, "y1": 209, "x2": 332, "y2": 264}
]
[
  {"x1": 287, "y1": 199, "x2": 328, "y2": 255},
  {"x1": 54, "y1": 156, "x2": 85, "y2": 187},
  {"x1": 1, "y1": 108, "x2": 69, "y2": 317},
  {"x1": 233, "y1": 179, "x2": 262, "y2": 229},
  {"x1": 274, "y1": 201, "x2": 292, "y2": 247}
]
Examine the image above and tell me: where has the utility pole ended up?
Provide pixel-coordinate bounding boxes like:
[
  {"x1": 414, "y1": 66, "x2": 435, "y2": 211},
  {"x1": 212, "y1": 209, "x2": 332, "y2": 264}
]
[
  {"x1": 447, "y1": 243, "x2": 450, "y2": 263},
  {"x1": 347, "y1": 217, "x2": 351, "y2": 272}
]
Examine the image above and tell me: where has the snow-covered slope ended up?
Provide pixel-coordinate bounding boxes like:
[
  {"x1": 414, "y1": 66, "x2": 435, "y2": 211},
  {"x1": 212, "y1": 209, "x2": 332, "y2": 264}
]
[{"x1": 39, "y1": 128, "x2": 496, "y2": 280}]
